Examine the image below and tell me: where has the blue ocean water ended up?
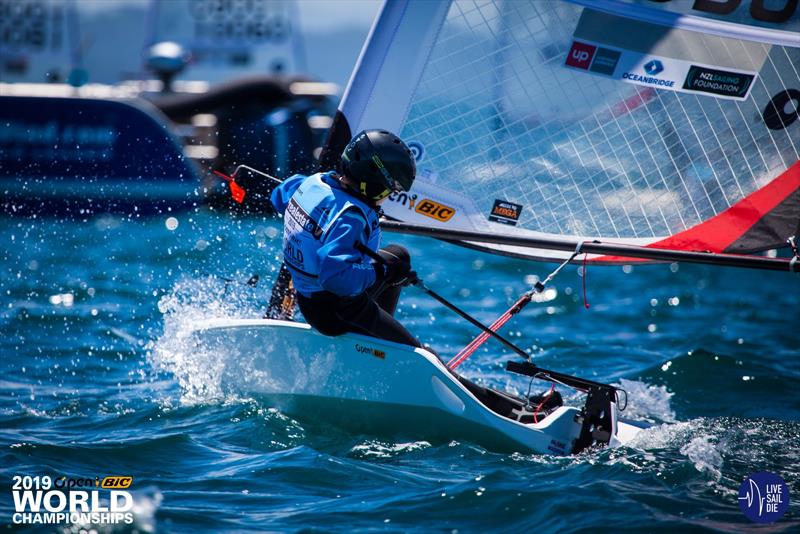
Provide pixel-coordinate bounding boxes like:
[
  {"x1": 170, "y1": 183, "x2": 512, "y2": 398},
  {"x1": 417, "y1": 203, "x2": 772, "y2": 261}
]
[{"x1": 1, "y1": 211, "x2": 799, "y2": 532}]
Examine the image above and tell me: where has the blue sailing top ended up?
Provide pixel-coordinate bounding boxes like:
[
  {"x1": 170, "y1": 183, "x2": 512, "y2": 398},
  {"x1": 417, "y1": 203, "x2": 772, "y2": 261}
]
[{"x1": 270, "y1": 172, "x2": 381, "y2": 297}]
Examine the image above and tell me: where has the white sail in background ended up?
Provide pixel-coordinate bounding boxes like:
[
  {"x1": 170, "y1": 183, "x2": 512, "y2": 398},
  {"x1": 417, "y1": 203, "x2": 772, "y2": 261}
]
[
  {"x1": 0, "y1": 0, "x2": 304, "y2": 84},
  {"x1": 325, "y1": 0, "x2": 800, "y2": 262}
]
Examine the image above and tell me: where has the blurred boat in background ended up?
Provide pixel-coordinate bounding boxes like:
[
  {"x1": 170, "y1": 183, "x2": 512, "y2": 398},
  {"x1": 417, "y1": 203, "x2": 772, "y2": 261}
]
[{"x1": 0, "y1": 0, "x2": 341, "y2": 216}]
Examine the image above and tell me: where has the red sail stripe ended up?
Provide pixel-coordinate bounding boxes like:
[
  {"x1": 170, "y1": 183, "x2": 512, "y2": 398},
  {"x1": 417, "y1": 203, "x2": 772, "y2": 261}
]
[{"x1": 599, "y1": 161, "x2": 800, "y2": 262}]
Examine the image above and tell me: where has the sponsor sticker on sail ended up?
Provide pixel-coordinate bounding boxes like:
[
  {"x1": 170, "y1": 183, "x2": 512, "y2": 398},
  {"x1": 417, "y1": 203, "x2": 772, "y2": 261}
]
[
  {"x1": 565, "y1": 40, "x2": 757, "y2": 101},
  {"x1": 683, "y1": 65, "x2": 755, "y2": 99},
  {"x1": 489, "y1": 199, "x2": 523, "y2": 226},
  {"x1": 564, "y1": 10, "x2": 765, "y2": 101}
]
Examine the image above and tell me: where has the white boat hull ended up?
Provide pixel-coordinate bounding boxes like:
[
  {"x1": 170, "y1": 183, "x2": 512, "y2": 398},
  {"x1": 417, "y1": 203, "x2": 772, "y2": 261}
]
[{"x1": 189, "y1": 318, "x2": 644, "y2": 455}]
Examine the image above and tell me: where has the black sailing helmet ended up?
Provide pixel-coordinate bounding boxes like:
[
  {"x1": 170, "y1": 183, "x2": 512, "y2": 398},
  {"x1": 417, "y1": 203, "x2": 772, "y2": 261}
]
[{"x1": 339, "y1": 129, "x2": 416, "y2": 202}]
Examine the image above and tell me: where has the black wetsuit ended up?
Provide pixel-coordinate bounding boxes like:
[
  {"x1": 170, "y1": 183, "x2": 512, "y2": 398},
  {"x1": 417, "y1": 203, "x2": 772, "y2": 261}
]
[{"x1": 296, "y1": 244, "x2": 422, "y2": 348}]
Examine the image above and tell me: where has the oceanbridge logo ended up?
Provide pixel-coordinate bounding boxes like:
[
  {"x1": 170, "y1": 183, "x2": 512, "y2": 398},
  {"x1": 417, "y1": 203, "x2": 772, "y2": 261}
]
[
  {"x1": 621, "y1": 58, "x2": 675, "y2": 88},
  {"x1": 643, "y1": 60, "x2": 663, "y2": 76},
  {"x1": 11, "y1": 474, "x2": 135, "y2": 526}
]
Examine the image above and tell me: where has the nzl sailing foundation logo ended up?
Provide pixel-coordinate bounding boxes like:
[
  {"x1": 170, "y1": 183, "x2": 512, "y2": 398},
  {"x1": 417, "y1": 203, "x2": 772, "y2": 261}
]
[{"x1": 738, "y1": 471, "x2": 789, "y2": 523}]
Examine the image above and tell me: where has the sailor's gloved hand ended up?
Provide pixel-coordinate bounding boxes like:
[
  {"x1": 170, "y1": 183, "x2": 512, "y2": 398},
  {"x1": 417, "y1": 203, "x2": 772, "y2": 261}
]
[{"x1": 374, "y1": 247, "x2": 417, "y2": 287}]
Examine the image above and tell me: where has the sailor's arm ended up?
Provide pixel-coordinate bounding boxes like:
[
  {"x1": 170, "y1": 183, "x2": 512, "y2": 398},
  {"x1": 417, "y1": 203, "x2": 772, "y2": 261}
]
[
  {"x1": 316, "y1": 211, "x2": 377, "y2": 296},
  {"x1": 269, "y1": 174, "x2": 307, "y2": 215}
]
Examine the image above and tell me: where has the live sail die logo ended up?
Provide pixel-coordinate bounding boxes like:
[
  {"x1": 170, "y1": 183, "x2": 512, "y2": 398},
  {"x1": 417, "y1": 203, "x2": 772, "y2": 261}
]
[{"x1": 738, "y1": 472, "x2": 790, "y2": 523}]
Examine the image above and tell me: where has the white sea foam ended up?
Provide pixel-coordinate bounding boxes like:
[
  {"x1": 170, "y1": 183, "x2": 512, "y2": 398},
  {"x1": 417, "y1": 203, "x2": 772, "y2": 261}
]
[
  {"x1": 146, "y1": 277, "x2": 263, "y2": 405},
  {"x1": 679, "y1": 435, "x2": 723, "y2": 480},
  {"x1": 614, "y1": 378, "x2": 676, "y2": 423},
  {"x1": 350, "y1": 440, "x2": 432, "y2": 459}
]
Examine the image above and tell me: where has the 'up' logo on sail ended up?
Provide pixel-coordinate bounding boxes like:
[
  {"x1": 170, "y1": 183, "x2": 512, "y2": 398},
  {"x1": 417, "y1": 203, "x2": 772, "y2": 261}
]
[{"x1": 565, "y1": 41, "x2": 596, "y2": 69}]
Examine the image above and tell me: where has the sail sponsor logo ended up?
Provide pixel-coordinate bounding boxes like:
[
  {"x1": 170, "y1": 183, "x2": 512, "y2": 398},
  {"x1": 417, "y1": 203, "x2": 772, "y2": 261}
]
[
  {"x1": 589, "y1": 47, "x2": 621, "y2": 76},
  {"x1": 648, "y1": 0, "x2": 798, "y2": 26},
  {"x1": 643, "y1": 60, "x2": 663, "y2": 76},
  {"x1": 355, "y1": 344, "x2": 385, "y2": 359},
  {"x1": 565, "y1": 41, "x2": 621, "y2": 76},
  {"x1": 415, "y1": 199, "x2": 455, "y2": 222},
  {"x1": 565, "y1": 41, "x2": 596, "y2": 70},
  {"x1": 488, "y1": 199, "x2": 523, "y2": 226},
  {"x1": 387, "y1": 191, "x2": 418, "y2": 209},
  {"x1": 567, "y1": 37, "x2": 758, "y2": 101},
  {"x1": 621, "y1": 59, "x2": 676, "y2": 88},
  {"x1": 406, "y1": 140, "x2": 425, "y2": 162},
  {"x1": 683, "y1": 65, "x2": 755, "y2": 99},
  {"x1": 387, "y1": 193, "x2": 456, "y2": 223},
  {"x1": 764, "y1": 89, "x2": 800, "y2": 130}
]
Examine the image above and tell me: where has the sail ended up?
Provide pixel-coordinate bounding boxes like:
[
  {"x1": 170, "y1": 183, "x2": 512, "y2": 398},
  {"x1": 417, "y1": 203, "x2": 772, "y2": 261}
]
[{"x1": 323, "y1": 0, "x2": 800, "y2": 262}]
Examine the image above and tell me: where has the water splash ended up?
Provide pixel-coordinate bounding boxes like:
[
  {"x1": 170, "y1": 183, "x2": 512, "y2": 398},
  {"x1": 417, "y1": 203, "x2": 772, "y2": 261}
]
[
  {"x1": 146, "y1": 276, "x2": 263, "y2": 405},
  {"x1": 679, "y1": 435, "x2": 723, "y2": 480},
  {"x1": 615, "y1": 378, "x2": 676, "y2": 423},
  {"x1": 349, "y1": 440, "x2": 433, "y2": 459}
]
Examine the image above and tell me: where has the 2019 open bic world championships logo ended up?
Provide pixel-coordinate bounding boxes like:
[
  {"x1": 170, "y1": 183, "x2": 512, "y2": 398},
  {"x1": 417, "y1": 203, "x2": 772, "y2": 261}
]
[
  {"x1": 11, "y1": 474, "x2": 135, "y2": 526},
  {"x1": 738, "y1": 472, "x2": 790, "y2": 523}
]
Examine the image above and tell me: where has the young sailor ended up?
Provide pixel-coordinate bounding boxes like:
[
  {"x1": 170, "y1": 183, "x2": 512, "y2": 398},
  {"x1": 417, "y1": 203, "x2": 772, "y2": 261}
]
[
  {"x1": 271, "y1": 129, "x2": 563, "y2": 420},
  {"x1": 270, "y1": 129, "x2": 422, "y2": 347}
]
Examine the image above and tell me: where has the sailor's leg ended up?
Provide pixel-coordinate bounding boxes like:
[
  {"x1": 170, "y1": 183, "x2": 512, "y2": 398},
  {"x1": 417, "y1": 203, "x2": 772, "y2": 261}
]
[
  {"x1": 336, "y1": 292, "x2": 423, "y2": 347},
  {"x1": 297, "y1": 288, "x2": 422, "y2": 348},
  {"x1": 296, "y1": 292, "x2": 349, "y2": 336}
]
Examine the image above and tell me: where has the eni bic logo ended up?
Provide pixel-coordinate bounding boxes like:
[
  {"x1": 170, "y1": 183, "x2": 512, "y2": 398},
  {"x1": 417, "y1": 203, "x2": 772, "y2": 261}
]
[
  {"x1": 415, "y1": 199, "x2": 455, "y2": 222},
  {"x1": 738, "y1": 472, "x2": 789, "y2": 523}
]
